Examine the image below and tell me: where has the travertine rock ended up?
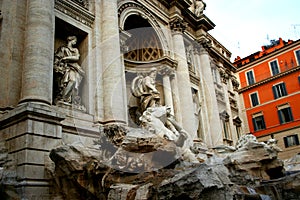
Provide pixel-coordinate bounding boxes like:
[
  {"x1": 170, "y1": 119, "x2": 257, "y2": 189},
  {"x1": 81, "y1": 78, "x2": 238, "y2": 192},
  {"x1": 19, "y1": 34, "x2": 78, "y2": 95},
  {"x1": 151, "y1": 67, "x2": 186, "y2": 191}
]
[
  {"x1": 224, "y1": 140, "x2": 284, "y2": 185},
  {"x1": 48, "y1": 130, "x2": 300, "y2": 200}
]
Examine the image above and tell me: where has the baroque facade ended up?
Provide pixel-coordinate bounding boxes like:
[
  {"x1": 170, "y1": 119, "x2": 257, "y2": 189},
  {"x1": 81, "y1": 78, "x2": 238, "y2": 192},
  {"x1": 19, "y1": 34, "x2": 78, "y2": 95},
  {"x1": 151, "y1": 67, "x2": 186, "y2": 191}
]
[{"x1": 0, "y1": 0, "x2": 243, "y2": 198}]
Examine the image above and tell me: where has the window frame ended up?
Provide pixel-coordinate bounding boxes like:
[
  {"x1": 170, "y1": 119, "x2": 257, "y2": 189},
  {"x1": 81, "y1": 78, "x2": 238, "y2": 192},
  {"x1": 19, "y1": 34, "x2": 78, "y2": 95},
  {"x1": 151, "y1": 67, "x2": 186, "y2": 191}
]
[
  {"x1": 294, "y1": 49, "x2": 300, "y2": 66},
  {"x1": 284, "y1": 134, "x2": 299, "y2": 148},
  {"x1": 277, "y1": 104, "x2": 294, "y2": 124},
  {"x1": 252, "y1": 112, "x2": 266, "y2": 131},
  {"x1": 269, "y1": 59, "x2": 280, "y2": 76},
  {"x1": 272, "y1": 82, "x2": 287, "y2": 99},
  {"x1": 249, "y1": 91, "x2": 260, "y2": 107},
  {"x1": 245, "y1": 70, "x2": 255, "y2": 85}
]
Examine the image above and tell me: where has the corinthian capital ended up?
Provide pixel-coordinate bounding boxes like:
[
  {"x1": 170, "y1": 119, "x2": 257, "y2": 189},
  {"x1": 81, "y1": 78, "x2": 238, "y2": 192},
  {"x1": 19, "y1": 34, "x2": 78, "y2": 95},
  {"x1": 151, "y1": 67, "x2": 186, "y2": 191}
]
[{"x1": 170, "y1": 17, "x2": 187, "y2": 33}]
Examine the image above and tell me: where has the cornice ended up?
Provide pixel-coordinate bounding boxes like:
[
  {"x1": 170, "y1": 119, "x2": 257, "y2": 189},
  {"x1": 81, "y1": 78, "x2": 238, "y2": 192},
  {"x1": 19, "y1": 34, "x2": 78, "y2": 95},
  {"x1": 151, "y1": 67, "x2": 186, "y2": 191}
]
[
  {"x1": 55, "y1": 0, "x2": 95, "y2": 28},
  {"x1": 124, "y1": 56, "x2": 178, "y2": 72},
  {"x1": 238, "y1": 66, "x2": 300, "y2": 93},
  {"x1": 236, "y1": 39, "x2": 300, "y2": 72},
  {"x1": 189, "y1": 72, "x2": 200, "y2": 85}
]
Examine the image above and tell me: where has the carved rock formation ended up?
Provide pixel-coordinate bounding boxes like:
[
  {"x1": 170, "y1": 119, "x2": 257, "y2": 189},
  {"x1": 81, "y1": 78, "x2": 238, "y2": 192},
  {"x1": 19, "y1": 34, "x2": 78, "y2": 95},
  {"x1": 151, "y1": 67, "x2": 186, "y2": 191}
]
[{"x1": 47, "y1": 127, "x2": 300, "y2": 200}]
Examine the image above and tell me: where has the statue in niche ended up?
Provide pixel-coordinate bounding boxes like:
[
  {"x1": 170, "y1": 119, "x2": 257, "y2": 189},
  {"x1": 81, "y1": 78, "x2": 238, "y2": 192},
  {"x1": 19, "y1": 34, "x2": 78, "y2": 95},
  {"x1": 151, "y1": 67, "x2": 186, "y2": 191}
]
[
  {"x1": 131, "y1": 67, "x2": 161, "y2": 114},
  {"x1": 53, "y1": 36, "x2": 85, "y2": 110}
]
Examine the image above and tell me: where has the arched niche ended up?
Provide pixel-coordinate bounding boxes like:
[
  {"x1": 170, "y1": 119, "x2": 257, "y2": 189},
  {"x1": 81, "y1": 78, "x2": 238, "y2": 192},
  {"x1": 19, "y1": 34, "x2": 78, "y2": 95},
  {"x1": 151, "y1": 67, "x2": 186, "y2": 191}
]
[{"x1": 123, "y1": 15, "x2": 163, "y2": 62}]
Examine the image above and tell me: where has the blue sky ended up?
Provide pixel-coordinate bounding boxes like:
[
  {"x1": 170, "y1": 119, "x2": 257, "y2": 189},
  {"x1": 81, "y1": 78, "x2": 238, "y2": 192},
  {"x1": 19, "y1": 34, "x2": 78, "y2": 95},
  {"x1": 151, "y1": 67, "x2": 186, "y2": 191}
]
[{"x1": 205, "y1": 0, "x2": 300, "y2": 61}]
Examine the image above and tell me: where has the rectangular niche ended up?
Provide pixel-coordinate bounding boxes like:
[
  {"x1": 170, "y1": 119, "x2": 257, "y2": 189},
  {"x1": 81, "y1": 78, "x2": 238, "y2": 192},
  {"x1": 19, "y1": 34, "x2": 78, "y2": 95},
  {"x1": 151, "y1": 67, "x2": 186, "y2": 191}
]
[{"x1": 53, "y1": 17, "x2": 89, "y2": 112}]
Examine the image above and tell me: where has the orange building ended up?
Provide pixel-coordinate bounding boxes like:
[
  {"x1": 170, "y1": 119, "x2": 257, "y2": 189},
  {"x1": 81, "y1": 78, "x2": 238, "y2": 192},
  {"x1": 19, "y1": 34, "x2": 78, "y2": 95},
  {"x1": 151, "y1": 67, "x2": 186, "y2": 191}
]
[{"x1": 235, "y1": 38, "x2": 300, "y2": 159}]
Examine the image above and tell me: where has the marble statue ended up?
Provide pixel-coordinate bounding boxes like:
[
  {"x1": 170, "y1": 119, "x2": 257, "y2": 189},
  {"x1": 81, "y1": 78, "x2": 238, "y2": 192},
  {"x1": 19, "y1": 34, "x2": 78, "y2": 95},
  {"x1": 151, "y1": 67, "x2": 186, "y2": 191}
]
[
  {"x1": 131, "y1": 67, "x2": 160, "y2": 113},
  {"x1": 193, "y1": 0, "x2": 206, "y2": 17},
  {"x1": 53, "y1": 36, "x2": 85, "y2": 108},
  {"x1": 139, "y1": 106, "x2": 179, "y2": 141},
  {"x1": 131, "y1": 69, "x2": 199, "y2": 163}
]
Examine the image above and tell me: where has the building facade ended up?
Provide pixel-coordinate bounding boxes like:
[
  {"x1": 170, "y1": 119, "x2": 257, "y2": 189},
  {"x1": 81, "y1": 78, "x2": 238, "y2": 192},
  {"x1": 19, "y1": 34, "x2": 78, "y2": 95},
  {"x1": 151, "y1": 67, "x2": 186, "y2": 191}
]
[
  {"x1": 0, "y1": 0, "x2": 243, "y2": 198},
  {"x1": 235, "y1": 38, "x2": 300, "y2": 159}
]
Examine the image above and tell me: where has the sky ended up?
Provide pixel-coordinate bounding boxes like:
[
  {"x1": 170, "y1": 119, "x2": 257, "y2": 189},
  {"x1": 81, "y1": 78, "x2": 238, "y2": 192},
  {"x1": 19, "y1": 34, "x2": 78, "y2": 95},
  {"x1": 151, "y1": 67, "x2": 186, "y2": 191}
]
[{"x1": 204, "y1": 0, "x2": 300, "y2": 61}]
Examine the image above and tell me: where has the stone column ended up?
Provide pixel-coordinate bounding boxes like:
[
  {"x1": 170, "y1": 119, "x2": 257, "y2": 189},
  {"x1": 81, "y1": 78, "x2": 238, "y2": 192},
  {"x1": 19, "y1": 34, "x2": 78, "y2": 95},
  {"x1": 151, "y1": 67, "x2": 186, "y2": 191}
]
[
  {"x1": 19, "y1": 0, "x2": 54, "y2": 105},
  {"x1": 93, "y1": 2, "x2": 104, "y2": 122},
  {"x1": 101, "y1": 0, "x2": 127, "y2": 124},
  {"x1": 170, "y1": 18, "x2": 196, "y2": 138},
  {"x1": 193, "y1": 47, "x2": 212, "y2": 146},
  {"x1": 160, "y1": 67, "x2": 174, "y2": 115},
  {"x1": 170, "y1": 73, "x2": 182, "y2": 125},
  {"x1": 198, "y1": 40, "x2": 223, "y2": 147}
]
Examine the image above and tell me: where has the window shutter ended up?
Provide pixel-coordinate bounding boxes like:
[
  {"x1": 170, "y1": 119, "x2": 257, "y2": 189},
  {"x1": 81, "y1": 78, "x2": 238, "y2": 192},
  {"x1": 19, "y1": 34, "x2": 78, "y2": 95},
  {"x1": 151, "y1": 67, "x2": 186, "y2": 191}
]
[
  {"x1": 250, "y1": 93, "x2": 258, "y2": 106},
  {"x1": 282, "y1": 82, "x2": 287, "y2": 96},
  {"x1": 288, "y1": 107, "x2": 294, "y2": 121},
  {"x1": 295, "y1": 135, "x2": 299, "y2": 145},
  {"x1": 278, "y1": 110, "x2": 283, "y2": 124},
  {"x1": 296, "y1": 50, "x2": 300, "y2": 64},
  {"x1": 247, "y1": 71, "x2": 254, "y2": 85},
  {"x1": 283, "y1": 137, "x2": 288, "y2": 148},
  {"x1": 261, "y1": 116, "x2": 266, "y2": 129},
  {"x1": 271, "y1": 61, "x2": 278, "y2": 75},
  {"x1": 247, "y1": 72, "x2": 251, "y2": 84},
  {"x1": 252, "y1": 118, "x2": 258, "y2": 131},
  {"x1": 272, "y1": 86, "x2": 278, "y2": 99}
]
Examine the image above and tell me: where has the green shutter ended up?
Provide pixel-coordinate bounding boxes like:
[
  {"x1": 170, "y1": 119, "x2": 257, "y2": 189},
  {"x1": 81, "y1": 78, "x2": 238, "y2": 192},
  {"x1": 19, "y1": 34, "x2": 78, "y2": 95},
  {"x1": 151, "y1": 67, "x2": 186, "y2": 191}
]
[
  {"x1": 283, "y1": 137, "x2": 288, "y2": 148},
  {"x1": 272, "y1": 86, "x2": 278, "y2": 99},
  {"x1": 278, "y1": 110, "x2": 283, "y2": 124},
  {"x1": 252, "y1": 118, "x2": 258, "y2": 131}
]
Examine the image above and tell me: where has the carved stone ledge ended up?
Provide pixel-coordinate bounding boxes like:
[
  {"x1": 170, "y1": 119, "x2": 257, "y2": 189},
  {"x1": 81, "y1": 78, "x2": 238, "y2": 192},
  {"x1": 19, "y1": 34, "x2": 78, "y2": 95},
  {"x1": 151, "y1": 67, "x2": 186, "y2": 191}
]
[
  {"x1": 189, "y1": 73, "x2": 200, "y2": 85},
  {"x1": 69, "y1": 0, "x2": 89, "y2": 10},
  {"x1": 55, "y1": 0, "x2": 95, "y2": 28},
  {"x1": 159, "y1": 66, "x2": 175, "y2": 76}
]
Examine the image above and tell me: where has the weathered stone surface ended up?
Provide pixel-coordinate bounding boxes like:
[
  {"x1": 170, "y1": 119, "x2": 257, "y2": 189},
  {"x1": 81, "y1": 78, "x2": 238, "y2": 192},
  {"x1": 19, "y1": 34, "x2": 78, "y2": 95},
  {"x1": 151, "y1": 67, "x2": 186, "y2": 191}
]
[
  {"x1": 48, "y1": 131, "x2": 300, "y2": 200},
  {"x1": 224, "y1": 141, "x2": 284, "y2": 185},
  {"x1": 151, "y1": 163, "x2": 234, "y2": 200},
  {"x1": 284, "y1": 154, "x2": 300, "y2": 173}
]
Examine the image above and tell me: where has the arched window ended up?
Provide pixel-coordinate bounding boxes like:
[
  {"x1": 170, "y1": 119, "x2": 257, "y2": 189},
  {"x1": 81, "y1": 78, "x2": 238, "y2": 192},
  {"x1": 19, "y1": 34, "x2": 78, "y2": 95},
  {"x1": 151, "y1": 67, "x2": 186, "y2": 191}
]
[{"x1": 124, "y1": 15, "x2": 163, "y2": 61}]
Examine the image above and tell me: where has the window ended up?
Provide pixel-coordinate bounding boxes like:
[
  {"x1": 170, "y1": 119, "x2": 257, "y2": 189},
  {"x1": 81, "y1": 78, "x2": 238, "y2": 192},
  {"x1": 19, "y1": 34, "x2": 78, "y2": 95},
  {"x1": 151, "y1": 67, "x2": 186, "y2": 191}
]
[
  {"x1": 246, "y1": 70, "x2": 255, "y2": 85},
  {"x1": 252, "y1": 113, "x2": 266, "y2": 131},
  {"x1": 250, "y1": 92, "x2": 259, "y2": 107},
  {"x1": 284, "y1": 134, "x2": 299, "y2": 148},
  {"x1": 233, "y1": 116, "x2": 242, "y2": 139},
  {"x1": 272, "y1": 82, "x2": 287, "y2": 99},
  {"x1": 212, "y1": 68, "x2": 220, "y2": 83},
  {"x1": 220, "y1": 111, "x2": 231, "y2": 141},
  {"x1": 278, "y1": 104, "x2": 294, "y2": 124},
  {"x1": 295, "y1": 49, "x2": 300, "y2": 65},
  {"x1": 269, "y1": 60, "x2": 280, "y2": 76}
]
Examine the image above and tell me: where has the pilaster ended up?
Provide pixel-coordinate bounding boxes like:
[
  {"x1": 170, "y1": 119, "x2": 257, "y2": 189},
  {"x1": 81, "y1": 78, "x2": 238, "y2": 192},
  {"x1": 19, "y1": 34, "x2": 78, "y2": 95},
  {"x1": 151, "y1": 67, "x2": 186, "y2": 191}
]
[
  {"x1": 193, "y1": 45, "x2": 212, "y2": 145},
  {"x1": 198, "y1": 40, "x2": 223, "y2": 147},
  {"x1": 101, "y1": 0, "x2": 127, "y2": 124},
  {"x1": 170, "y1": 17, "x2": 196, "y2": 139}
]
